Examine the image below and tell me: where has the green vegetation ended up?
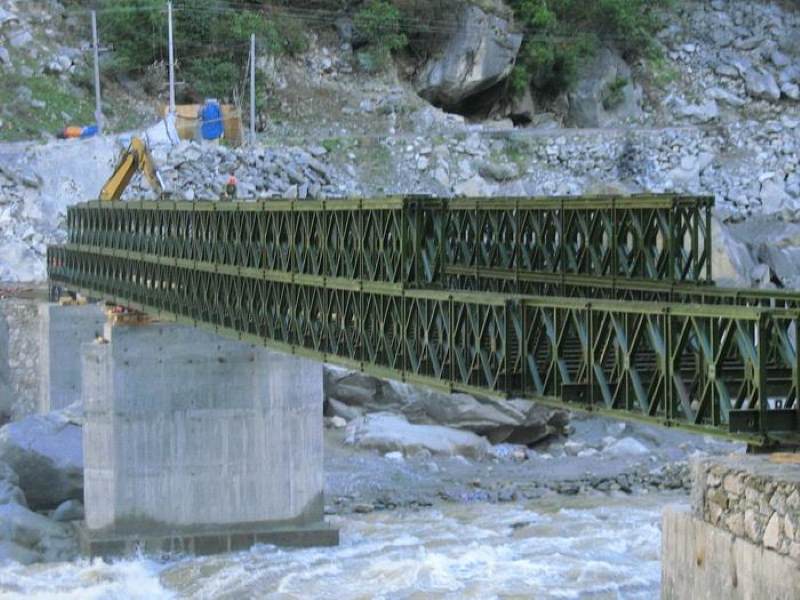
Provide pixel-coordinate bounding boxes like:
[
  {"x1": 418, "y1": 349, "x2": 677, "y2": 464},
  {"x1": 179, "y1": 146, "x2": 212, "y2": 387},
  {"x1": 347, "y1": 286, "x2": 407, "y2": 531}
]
[
  {"x1": 354, "y1": 0, "x2": 408, "y2": 69},
  {"x1": 647, "y1": 54, "x2": 681, "y2": 88},
  {"x1": 0, "y1": 58, "x2": 95, "y2": 141},
  {"x1": 321, "y1": 136, "x2": 358, "y2": 154},
  {"x1": 602, "y1": 76, "x2": 628, "y2": 110},
  {"x1": 502, "y1": 136, "x2": 532, "y2": 169},
  {"x1": 96, "y1": 0, "x2": 306, "y2": 101},
  {"x1": 509, "y1": 0, "x2": 671, "y2": 99}
]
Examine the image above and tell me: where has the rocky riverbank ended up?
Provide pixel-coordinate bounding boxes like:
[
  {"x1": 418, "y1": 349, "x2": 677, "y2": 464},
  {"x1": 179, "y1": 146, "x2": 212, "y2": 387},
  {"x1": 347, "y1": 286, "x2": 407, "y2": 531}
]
[
  {"x1": 324, "y1": 409, "x2": 741, "y2": 517},
  {"x1": 0, "y1": 390, "x2": 741, "y2": 565}
]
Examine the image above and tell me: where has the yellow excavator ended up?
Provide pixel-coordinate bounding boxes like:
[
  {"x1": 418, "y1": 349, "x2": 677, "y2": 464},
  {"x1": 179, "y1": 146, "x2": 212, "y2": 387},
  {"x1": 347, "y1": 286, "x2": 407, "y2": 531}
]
[{"x1": 99, "y1": 137, "x2": 166, "y2": 201}]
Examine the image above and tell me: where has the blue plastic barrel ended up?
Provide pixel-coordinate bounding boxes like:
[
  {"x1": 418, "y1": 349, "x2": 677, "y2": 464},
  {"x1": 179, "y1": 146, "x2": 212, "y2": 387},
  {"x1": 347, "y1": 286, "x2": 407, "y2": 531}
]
[{"x1": 200, "y1": 100, "x2": 223, "y2": 140}]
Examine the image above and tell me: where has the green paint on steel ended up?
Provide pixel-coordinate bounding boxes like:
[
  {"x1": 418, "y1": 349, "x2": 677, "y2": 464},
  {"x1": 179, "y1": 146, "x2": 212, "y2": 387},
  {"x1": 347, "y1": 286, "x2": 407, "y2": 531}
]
[
  {"x1": 48, "y1": 194, "x2": 800, "y2": 444},
  {"x1": 63, "y1": 194, "x2": 714, "y2": 289}
]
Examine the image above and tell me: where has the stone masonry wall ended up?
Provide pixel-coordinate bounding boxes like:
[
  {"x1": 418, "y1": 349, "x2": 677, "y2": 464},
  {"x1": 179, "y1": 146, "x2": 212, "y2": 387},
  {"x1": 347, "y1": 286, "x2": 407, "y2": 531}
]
[{"x1": 692, "y1": 454, "x2": 800, "y2": 561}]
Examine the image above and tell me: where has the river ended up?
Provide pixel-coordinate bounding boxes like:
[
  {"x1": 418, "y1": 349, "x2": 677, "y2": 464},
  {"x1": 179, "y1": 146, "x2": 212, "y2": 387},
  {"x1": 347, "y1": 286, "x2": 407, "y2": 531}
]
[{"x1": 0, "y1": 493, "x2": 681, "y2": 599}]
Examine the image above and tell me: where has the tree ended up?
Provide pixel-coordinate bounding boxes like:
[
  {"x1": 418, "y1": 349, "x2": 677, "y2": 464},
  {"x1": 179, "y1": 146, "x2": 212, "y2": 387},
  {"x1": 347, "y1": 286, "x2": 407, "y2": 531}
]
[
  {"x1": 97, "y1": 0, "x2": 306, "y2": 102},
  {"x1": 509, "y1": 0, "x2": 671, "y2": 98}
]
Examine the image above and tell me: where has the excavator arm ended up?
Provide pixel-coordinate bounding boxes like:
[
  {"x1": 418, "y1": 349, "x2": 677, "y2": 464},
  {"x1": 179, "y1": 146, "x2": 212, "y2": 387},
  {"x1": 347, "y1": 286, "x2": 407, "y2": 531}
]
[{"x1": 99, "y1": 137, "x2": 166, "y2": 201}]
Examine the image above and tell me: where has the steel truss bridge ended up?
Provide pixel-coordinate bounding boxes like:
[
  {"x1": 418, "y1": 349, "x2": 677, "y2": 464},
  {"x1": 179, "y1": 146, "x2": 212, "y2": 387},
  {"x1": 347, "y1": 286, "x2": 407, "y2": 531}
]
[{"x1": 48, "y1": 195, "x2": 800, "y2": 445}]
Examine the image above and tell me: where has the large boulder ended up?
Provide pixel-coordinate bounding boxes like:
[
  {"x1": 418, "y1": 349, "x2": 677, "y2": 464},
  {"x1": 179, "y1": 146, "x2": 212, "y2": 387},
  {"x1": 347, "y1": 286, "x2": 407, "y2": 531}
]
[
  {"x1": 567, "y1": 48, "x2": 641, "y2": 128},
  {"x1": 0, "y1": 462, "x2": 25, "y2": 507},
  {"x1": 415, "y1": 5, "x2": 522, "y2": 111},
  {"x1": 325, "y1": 370, "x2": 381, "y2": 407},
  {"x1": 487, "y1": 399, "x2": 569, "y2": 445},
  {"x1": 759, "y1": 246, "x2": 800, "y2": 289},
  {"x1": 454, "y1": 174, "x2": 495, "y2": 197},
  {"x1": 326, "y1": 368, "x2": 568, "y2": 445},
  {"x1": 759, "y1": 176, "x2": 791, "y2": 215},
  {"x1": 710, "y1": 218, "x2": 755, "y2": 287},
  {"x1": 0, "y1": 503, "x2": 76, "y2": 562},
  {"x1": 51, "y1": 499, "x2": 84, "y2": 523},
  {"x1": 0, "y1": 540, "x2": 39, "y2": 565},
  {"x1": 345, "y1": 412, "x2": 491, "y2": 459},
  {"x1": 403, "y1": 388, "x2": 521, "y2": 432},
  {"x1": 0, "y1": 480, "x2": 26, "y2": 507},
  {"x1": 744, "y1": 67, "x2": 781, "y2": 102},
  {"x1": 0, "y1": 412, "x2": 82, "y2": 509},
  {"x1": 0, "y1": 8, "x2": 21, "y2": 27},
  {"x1": 603, "y1": 436, "x2": 650, "y2": 457},
  {"x1": 677, "y1": 99, "x2": 720, "y2": 124}
]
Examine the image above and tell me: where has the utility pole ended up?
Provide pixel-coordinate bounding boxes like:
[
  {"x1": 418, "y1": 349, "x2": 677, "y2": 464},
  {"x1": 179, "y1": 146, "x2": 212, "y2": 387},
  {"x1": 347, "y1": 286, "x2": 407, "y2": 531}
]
[
  {"x1": 250, "y1": 33, "x2": 256, "y2": 144},
  {"x1": 91, "y1": 10, "x2": 104, "y2": 134},
  {"x1": 167, "y1": 1, "x2": 175, "y2": 114}
]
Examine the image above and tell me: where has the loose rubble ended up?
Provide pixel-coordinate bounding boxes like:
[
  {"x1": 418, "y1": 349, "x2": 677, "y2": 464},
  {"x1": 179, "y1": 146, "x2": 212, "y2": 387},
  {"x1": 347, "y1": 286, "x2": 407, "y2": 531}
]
[
  {"x1": 324, "y1": 411, "x2": 739, "y2": 516},
  {"x1": 125, "y1": 140, "x2": 349, "y2": 202}
]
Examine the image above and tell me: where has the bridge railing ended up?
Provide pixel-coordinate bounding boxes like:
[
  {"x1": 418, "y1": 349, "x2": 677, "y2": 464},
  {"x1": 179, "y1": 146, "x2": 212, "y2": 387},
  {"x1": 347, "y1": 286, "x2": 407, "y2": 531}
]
[
  {"x1": 442, "y1": 194, "x2": 713, "y2": 285},
  {"x1": 65, "y1": 195, "x2": 712, "y2": 294},
  {"x1": 66, "y1": 197, "x2": 445, "y2": 288}
]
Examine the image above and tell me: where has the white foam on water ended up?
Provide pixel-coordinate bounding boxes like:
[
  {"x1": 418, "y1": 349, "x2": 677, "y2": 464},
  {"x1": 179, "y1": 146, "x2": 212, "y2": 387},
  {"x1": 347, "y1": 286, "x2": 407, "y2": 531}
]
[
  {"x1": 0, "y1": 555, "x2": 173, "y2": 600},
  {"x1": 0, "y1": 494, "x2": 683, "y2": 599}
]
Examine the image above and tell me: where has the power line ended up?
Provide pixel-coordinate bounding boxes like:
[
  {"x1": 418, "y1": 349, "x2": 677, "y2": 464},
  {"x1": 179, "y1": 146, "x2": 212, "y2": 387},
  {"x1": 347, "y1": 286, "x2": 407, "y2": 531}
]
[
  {"x1": 61, "y1": 1, "x2": 653, "y2": 43},
  {"x1": 214, "y1": 0, "x2": 650, "y2": 41}
]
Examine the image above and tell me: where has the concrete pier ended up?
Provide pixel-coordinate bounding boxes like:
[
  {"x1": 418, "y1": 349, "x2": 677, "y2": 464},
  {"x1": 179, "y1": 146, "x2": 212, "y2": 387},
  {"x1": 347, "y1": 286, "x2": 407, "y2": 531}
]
[
  {"x1": 662, "y1": 455, "x2": 800, "y2": 599},
  {"x1": 38, "y1": 303, "x2": 105, "y2": 413},
  {"x1": 80, "y1": 320, "x2": 337, "y2": 556}
]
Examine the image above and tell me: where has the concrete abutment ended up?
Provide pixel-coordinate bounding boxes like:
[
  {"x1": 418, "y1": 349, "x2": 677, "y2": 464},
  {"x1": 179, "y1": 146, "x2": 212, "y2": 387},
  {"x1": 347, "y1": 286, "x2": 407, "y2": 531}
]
[{"x1": 78, "y1": 318, "x2": 337, "y2": 556}]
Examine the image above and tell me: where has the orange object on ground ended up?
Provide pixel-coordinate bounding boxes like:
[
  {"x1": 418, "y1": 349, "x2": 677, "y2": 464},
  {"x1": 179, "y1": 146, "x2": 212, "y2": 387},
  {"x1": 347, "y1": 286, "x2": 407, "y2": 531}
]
[{"x1": 63, "y1": 126, "x2": 83, "y2": 138}]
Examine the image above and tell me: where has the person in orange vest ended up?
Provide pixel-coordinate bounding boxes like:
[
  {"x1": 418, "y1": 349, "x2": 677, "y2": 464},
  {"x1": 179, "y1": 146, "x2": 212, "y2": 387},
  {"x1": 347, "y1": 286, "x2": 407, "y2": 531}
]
[{"x1": 222, "y1": 172, "x2": 237, "y2": 201}]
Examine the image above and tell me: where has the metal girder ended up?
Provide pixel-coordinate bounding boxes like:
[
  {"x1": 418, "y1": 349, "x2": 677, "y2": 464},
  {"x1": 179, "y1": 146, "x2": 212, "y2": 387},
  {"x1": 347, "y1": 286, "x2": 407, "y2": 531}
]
[
  {"x1": 49, "y1": 194, "x2": 800, "y2": 443},
  {"x1": 449, "y1": 269, "x2": 800, "y2": 308},
  {"x1": 48, "y1": 241, "x2": 800, "y2": 444}
]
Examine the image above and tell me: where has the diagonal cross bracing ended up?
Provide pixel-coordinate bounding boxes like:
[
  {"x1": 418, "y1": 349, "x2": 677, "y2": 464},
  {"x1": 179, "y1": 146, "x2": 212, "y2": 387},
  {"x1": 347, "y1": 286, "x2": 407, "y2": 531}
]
[{"x1": 49, "y1": 195, "x2": 800, "y2": 444}]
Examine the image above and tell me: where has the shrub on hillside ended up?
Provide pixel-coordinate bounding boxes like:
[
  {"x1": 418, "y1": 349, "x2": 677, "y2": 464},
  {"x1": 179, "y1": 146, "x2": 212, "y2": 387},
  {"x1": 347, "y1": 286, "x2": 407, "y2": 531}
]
[
  {"x1": 353, "y1": 0, "x2": 408, "y2": 68},
  {"x1": 510, "y1": 0, "x2": 671, "y2": 98},
  {"x1": 96, "y1": 0, "x2": 306, "y2": 102}
]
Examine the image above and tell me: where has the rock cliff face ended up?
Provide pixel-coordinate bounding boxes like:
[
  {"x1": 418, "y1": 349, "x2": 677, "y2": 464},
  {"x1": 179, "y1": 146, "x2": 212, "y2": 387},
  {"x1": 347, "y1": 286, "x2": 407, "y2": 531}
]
[
  {"x1": 567, "y1": 48, "x2": 642, "y2": 128},
  {"x1": 1, "y1": 1, "x2": 799, "y2": 288},
  {"x1": 415, "y1": 5, "x2": 522, "y2": 112}
]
